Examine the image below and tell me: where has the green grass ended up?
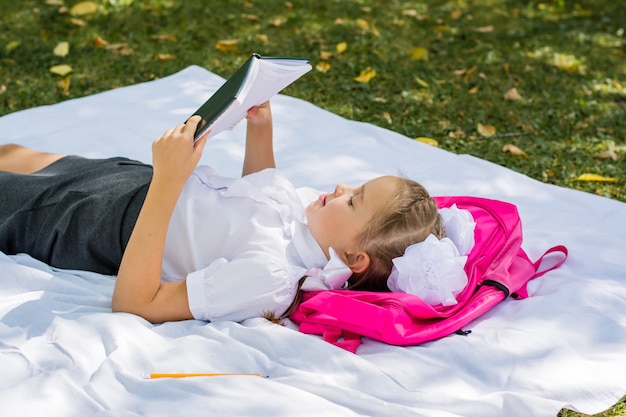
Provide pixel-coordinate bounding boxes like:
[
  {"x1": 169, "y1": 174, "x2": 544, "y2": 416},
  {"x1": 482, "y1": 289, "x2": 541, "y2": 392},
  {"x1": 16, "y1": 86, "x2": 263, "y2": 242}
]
[{"x1": 0, "y1": 1, "x2": 624, "y2": 415}]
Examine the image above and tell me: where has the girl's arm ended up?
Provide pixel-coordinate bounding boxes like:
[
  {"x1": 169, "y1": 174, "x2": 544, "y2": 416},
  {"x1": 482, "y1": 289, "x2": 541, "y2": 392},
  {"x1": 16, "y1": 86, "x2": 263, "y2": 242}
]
[
  {"x1": 242, "y1": 101, "x2": 275, "y2": 176},
  {"x1": 111, "y1": 116, "x2": 208, "y2": 323}
]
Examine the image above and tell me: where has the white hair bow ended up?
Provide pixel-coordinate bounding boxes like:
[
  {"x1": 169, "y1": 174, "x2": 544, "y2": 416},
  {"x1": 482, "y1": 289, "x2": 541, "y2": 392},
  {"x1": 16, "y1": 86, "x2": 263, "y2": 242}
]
[{"x1": 387, "y1": 204, "x2": 476, "y2": 306}]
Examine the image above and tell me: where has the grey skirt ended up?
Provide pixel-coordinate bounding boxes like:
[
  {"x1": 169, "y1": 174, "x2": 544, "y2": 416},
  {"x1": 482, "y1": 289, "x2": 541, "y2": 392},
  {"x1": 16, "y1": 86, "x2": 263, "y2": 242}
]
[{"x1": 0, "y1": 156, "x2": 151, "y2": 275}]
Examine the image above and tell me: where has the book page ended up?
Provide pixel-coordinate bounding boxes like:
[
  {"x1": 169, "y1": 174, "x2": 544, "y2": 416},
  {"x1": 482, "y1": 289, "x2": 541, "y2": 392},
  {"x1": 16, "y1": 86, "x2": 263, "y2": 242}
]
[{"x1": 204, "y1": 57, "x2": 311, "y2": 139}]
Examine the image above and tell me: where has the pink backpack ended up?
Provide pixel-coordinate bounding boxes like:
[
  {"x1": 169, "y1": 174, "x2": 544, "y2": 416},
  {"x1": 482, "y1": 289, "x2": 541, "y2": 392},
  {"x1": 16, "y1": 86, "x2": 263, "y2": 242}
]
[{"x1": 290, "y1": 196, "x2": 568, "y2": 353}]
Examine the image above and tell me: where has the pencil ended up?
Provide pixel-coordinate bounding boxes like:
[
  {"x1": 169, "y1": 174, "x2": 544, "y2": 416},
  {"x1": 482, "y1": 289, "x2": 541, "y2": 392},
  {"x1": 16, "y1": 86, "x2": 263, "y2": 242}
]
[{"x1": 140, "y1": 372, "x2": 268, "y2": 379}]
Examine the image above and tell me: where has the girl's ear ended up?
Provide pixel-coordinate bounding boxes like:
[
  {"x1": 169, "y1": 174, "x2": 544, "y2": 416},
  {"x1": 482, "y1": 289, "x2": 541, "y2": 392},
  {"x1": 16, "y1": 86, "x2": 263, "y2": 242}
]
[{"x1": 345, "y1": 251, "x2": 370, "y2": 274}]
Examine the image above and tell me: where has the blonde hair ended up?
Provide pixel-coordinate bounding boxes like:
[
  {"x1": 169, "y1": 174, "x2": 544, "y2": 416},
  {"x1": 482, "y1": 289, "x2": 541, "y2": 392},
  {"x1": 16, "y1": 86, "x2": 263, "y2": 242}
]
[
  {"x1": 347, "y1": 176, "x2": 444, "y2": 292},
  {"x1": 266, "y1": 176, "x2": 443, "y2": 323}
]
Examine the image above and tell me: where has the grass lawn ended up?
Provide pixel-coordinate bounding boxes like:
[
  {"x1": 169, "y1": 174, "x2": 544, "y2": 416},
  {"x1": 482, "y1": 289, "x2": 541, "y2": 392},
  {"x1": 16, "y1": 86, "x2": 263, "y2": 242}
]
[{"x1": 0, "y1": 1, "x2": 624, "y2": 415}]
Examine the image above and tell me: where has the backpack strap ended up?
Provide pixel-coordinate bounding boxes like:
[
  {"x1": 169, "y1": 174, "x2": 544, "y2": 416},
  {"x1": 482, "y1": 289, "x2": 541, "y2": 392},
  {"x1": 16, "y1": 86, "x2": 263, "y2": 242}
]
[
  {"x1": 513, "y1": 245, "x2": 568, "y2": 299},
  {"x1": 321, "y1": 327, "x2": 362, "y2": 353}
]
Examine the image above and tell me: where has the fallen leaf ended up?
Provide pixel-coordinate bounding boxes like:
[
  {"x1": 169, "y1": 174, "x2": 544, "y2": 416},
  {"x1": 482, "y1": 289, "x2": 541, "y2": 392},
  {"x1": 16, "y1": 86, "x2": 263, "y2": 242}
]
[
  {"x1": 45, "y1": 0, "x2": 64, "y2": 4},
  {"x1": 256, "y1": 34, "x2": 268, "y2": 43},
  {"x1": 105, "y1": 43, "x2": 133, "y2": 55},
  {"x1": 356, "y1": 18, "x2": 370, "y2": 30},
  {"x1": 410, "y1": 47, "x2": 428, "y2": 61},
  {"x1": 320, "y1": 51, "x2": 333, "y2": 60},
  {"x1": 70, "y1": 1, "x2": 99, "y2": 16},
  {"x1": 464, "y1": 66, "x2": 477, "y2": 79},
  {"x1": 468, "y1": 85, "x2": 479, "y2": 94},
  {"x1": 504, "y1": 87, "x2": 522, "y2": 101},
  {"x1": 451, "y1": 9, "x2": 462, "y2": 20},
  {"x1": 216, "y1": 39, "x2": 238, "y2": 52},
  {"x1": 49, "y1": 64, "x2": 73, "y2": 76},
  {"x1": 474, "y1": 25, "x2": 494, "y2": 33},
  {"x1": 272, "y1": 18, "x2": 284, "y2": 27},
  {"x1": 0, "y1": 85, "x2": 6, "y2": 95},
  {"x1": 597, "y1": 150, "x2": 618, "y2": 161},
  {"x1": 94, "y1": 35, "x2": 109, "y2": 48},
  {"x1": 336, "y1": 42, "x2": 347, "y2": 53},
  {"x1": 477, "y1": 123, "x2": 496, "y2": 137},
  {"x1": 382, "y1": 112, "x2": 392, "y2": 124},
  {"x1": 150, "y1": 34, "x2": 177, "y2": 42},
  {"x1": 577, "y1": 173, "x2": 618, "y2": 183},
  {"x1": 53, "y1": 41, "x2": 70, "y2": 57},
  {"x1": 502, "y1": 143, "x2": 528, "y2": 157},
  {"x1": 316, "y1": 61, "x2": 331, "y2": 73},
  {"x1": 449, "y1": 129, "x2": 466, "y2": 138},
  {"x1": 5, "y1": 40, "x2": 20, "y2": 53},
  {"x1": 414, "y1": 76, "x2": 429, "y2": 88},
  {"x1": 156, "y1": 53, "x2": 175, "y2": 61},
  {"x1": 552, "y1": 53, "x2": 585, "y2": 73},
  {"x1": 354, "y1": 67, "x2": 376, "y2": 83},
  {"x1": 69, "y1": 17, "x2": 86, "y2": 26},
  {"x1": 57, "y1": 75, "x2": 71, "y2": 96},
  {"x1": 415, "y1": 137, "x2": 439, "y2": 147},
  {"x1": 241, "y1": 13, "x2": 260, "y2": 21}
]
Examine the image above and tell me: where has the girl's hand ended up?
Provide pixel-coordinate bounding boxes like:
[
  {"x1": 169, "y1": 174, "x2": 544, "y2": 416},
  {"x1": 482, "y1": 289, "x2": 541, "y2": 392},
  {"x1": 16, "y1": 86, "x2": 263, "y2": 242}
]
[
  {"x1": 151, "y1": 115, "x2": 208, "y2": 185},
  {"x1": 245, "y1": 101, "x2": 272, "y2": 126}
]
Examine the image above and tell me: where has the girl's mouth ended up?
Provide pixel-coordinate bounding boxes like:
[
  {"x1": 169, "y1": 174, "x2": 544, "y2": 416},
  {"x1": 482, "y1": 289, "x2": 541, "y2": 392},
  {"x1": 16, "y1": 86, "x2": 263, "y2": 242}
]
[{"x1": 319, "y1": 193, "x2": 327, "y2": 206}]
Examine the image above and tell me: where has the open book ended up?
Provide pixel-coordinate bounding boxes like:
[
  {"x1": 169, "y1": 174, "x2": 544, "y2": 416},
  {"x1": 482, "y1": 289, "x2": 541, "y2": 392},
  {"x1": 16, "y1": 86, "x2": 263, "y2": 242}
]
[{"x1": 190, "y1": 53, "x2": 312, "y2": 141}]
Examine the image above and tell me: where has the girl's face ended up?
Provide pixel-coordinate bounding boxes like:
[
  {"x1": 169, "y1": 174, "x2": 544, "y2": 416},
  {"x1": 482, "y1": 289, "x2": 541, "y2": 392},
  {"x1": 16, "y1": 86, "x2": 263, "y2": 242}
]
[{"x1": 306, "y1": 175, "x2": 399, "y2": 261}]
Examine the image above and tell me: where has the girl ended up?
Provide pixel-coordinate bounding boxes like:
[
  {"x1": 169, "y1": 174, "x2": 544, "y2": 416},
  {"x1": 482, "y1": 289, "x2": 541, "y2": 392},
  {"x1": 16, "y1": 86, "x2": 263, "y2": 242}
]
[{"x1": 0, "y1": 102, "x2": 443, "y2": 324}]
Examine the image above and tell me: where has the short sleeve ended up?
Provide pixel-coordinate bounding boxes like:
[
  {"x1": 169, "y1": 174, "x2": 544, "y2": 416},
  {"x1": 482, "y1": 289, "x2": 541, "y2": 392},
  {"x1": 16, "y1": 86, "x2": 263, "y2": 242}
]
[{"x1": 185, "y1": 256, "x2": 297, "y2": 322}]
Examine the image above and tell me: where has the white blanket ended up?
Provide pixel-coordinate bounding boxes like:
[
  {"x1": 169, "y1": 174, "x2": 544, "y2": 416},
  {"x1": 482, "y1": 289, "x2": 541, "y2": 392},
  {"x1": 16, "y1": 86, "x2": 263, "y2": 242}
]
[{"x1": 1, "y1": 66, "x2": 624, "y2": 417}]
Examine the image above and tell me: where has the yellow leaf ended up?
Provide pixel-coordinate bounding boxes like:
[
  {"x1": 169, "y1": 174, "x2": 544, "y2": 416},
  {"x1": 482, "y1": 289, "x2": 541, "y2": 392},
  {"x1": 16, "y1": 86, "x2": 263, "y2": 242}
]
[
  {"x1": 215, "y1": 39, "x2": 238, "y2": 52},
  {"x1": 5, "y1": 40, "x2": 20, "y2": 53},
  {"x1": 0, "y1": 85, "x2": 7, "y2": 95},
  {"x1": 356, "y1": 18, "x2": 370, "y2": 31},
  {"x1": 354, "y1": 67, "x2": 376, "y2": 83},
  {"x1": 552, "y1": 53, "x2": 584, "y2": 73},
  {"x1": 464, "y1": 66, "x2": 477, "y2": 79},
  {"x1": 57, "y1": 75, "x2": 71, "y2": 96},
  {"x1": 577, "y1": 173, "x2": 618, "y2": 183},
  {"x1": 414, "y1": 76, "x2": 429, "y2": 88},
  {"x1": 105, "y1": 43, "x2": 133, "y2": 55},
  {"x1": 415, "y1": 137, "x2": 439, "y2": 147},
  {"x1": 597, "y1": 150, "x2": 618, "y2": 161},
  {"x1": 502, "y1": 144, "x2": 528, "y2": 157},
  {"x1": 94, "y1": 35, "x2": 109, "y2": 48},
  {"x1": 382, "y1": 112, "x2": 392, "y2": 124},
  {"x1": 156, "y1": 53, "x2": 176, "y2": 61},
  {"x1": 477, "y1": 123, "x2": 496, "y2": 137},
  {"x1": 150, "y1": 34, "x2": 177, "y2": 42},
  {"x1": 320, "y1": 51, "x2": 333, "y2": 60},
  {"x1": 474, "y1": 25, "x2": 494, "y2": 33},
  {"x1": 504, "y1": 87, "x2": 522, "y2": 101},
  {"x1": 316, "y1": 61, "x2": 331, "y2": 73},
  {"x1": 69, "y1": 17, "x2": 86, "y2": 27},
  {"x1": 45, "y1": 0, "x2": 64, "y2": 4},
  {"x1": 70, "y1": 1, "x2": 99, "y2": 16},
  {"x1": 468, "y1": 86, "x2": 479, "y2": 94},
  {"x1": 336, "y1": 42, "x2": 347, "y2": 54},
  {"x1": 53, "y1": 41, "x2": 70, "y2": 57},
  {"x1": 410, "y1": 47, "x2": 428, "y2": 61},
  {"x1": 241, "y1": 13, "x2": 260, "y2": 22},
  {"x1": 49, "y1": 64, "x2": 73, "y2": 76}
]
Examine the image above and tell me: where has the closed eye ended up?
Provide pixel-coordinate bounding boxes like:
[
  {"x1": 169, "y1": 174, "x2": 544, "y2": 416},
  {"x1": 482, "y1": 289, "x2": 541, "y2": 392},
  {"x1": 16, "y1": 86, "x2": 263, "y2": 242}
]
[{"x1": 349, "y1": 196, "x2": 354, "y2": 207}]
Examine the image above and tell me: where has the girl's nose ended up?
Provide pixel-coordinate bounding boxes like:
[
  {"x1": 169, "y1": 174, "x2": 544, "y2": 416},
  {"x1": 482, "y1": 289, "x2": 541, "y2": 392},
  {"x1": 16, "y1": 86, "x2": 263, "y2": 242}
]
[{"x1": 334, "y1": 183, "x2": 346, "y2": 196}]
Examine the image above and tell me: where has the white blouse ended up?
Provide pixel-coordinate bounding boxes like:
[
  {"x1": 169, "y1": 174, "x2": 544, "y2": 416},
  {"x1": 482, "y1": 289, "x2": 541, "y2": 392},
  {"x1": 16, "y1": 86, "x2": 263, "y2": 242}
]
[{"x1": 161, "y1": 166, "x2": 329, "y2": 322}]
